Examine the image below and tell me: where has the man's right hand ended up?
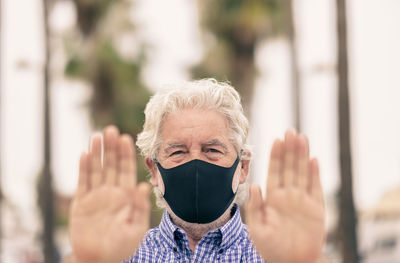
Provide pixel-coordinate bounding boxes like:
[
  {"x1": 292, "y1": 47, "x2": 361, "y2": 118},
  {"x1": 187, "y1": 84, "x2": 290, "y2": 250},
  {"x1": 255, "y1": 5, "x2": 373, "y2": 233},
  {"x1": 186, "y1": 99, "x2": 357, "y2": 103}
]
[{"x1": 68, "y1": 125, "x2": 151, "y2": 263}]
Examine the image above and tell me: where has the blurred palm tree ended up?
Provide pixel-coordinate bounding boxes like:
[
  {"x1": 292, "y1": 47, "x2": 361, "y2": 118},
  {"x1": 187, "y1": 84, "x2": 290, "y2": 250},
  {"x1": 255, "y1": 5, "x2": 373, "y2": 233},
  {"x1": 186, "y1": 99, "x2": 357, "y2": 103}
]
[
  {"x1": 335, "y1": 0, "x2": 359, "y2": 261},
  {"x1": 64, "y1": 0, "x2": 160, "y2": 225},
  {"x1": 192, "y1": 0, "x2": 300, "y2": 123},
  {"x1": 66, "y1": 0, "x2": 150, "y2": 136}
]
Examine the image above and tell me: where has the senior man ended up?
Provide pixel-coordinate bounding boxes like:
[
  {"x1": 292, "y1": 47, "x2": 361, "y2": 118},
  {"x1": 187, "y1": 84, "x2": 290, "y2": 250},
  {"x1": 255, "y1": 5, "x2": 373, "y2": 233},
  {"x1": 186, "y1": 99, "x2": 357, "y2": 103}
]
[{"x1": 66, "y1": 79, "x2": 325, "y2": 263}]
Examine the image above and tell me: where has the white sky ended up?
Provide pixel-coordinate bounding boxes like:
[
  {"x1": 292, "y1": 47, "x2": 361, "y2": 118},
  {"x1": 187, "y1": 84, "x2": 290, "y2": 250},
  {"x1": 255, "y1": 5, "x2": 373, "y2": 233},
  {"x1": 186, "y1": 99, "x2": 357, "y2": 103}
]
[{"x1": 1, "y1": 0, "x2": 400, "y2": 238}]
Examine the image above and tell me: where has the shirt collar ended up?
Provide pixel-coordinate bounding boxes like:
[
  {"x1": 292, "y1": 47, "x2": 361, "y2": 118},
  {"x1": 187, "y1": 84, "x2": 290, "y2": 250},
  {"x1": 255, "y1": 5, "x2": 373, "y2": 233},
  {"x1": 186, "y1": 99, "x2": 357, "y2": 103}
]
[
  {"x1": 159, "y1": 209, "x2": 179, "y2": 249},
  {"x1": 158, "y1": 204, "x2": 244, "y2": 250},
  {"x1": 219, "y1": 204, "x2": 244, "y2": 249}
]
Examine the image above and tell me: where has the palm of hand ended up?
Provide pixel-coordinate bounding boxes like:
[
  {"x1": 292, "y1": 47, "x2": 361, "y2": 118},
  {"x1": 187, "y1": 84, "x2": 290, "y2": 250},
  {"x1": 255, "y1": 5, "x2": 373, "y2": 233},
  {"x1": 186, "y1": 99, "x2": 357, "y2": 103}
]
[
  {"x1": 69, "y1": 126, "x2": 150, "y2": 263},
  {"x1": 246, "y1": 131, "x2": 325, "y2": 263}
]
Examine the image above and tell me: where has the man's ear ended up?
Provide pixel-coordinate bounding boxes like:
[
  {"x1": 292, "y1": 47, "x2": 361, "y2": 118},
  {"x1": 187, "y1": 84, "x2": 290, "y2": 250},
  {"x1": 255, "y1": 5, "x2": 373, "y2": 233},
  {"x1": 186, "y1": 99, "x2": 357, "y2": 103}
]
[
  {"x1": 239, "y1": 159, "x2": 250, "y2": 184},
  {"x1": 145, "y1": 158, "x2": 159, "y2": 186}
]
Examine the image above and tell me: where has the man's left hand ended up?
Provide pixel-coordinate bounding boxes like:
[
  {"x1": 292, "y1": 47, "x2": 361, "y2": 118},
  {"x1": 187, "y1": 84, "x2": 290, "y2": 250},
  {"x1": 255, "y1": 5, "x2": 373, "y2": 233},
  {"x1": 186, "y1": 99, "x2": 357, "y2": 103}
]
[{"x1": 246, "y1": 130, "x2": 325, "y2": 263}]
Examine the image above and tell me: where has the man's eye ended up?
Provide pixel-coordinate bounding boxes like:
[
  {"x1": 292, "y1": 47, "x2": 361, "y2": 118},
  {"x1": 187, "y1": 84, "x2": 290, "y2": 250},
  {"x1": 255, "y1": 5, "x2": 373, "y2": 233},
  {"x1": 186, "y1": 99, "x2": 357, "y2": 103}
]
[
  {"x1": 207, "y1": 148, "x2": 222, "y2": 153},
  {"x1": 171, "y1": 151, "x2": 184, "y2": 156}
]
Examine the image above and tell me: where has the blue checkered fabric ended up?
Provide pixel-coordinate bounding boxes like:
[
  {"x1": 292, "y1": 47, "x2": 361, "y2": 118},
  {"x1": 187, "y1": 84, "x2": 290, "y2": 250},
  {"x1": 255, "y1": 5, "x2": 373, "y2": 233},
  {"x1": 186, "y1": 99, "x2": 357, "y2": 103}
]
[{"x1": 125, "y1": 204, "x2": 265, "y2": 262}]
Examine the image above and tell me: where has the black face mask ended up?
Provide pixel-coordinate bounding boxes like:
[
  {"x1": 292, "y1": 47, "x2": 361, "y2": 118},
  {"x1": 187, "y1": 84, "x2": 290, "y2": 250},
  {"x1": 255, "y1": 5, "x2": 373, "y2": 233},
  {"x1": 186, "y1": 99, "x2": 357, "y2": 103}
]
[{"x1": 156, "y1": 157, "x2": 240, "y2": 224}]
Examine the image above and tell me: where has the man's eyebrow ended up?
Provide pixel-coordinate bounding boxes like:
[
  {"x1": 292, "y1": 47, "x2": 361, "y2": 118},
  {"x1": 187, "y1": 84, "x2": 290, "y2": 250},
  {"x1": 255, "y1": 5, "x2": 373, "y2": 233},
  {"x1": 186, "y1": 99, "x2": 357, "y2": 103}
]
[
  {"x1": 203, "y1": 139, "x2": 228, "y2": 151},
  {"x1": 163, "y1": 143, "x2": 186, "y2": 154}
]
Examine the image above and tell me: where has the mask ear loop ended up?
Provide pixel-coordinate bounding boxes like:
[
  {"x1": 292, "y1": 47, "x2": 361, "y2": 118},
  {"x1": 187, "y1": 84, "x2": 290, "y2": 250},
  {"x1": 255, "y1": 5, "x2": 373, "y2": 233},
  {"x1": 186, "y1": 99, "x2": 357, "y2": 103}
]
[
  {"x1": 153, "y1": 158, "x2": 166, "y2": 197},
  {"x1": 233, "y1": 148, "x2": 248, "y2": 194},
  {"x1": 233, "y1": 151, "x2": 243, "y2": 194},
  {"x1": 233, "y1": 179, "x2": 240, "y2": 194}
]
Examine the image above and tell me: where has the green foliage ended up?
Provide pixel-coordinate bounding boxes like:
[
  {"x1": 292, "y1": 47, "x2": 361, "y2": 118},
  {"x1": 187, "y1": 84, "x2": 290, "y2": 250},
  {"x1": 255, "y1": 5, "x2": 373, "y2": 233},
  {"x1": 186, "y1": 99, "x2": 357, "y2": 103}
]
[
  {"x1": 201, "y1": 0, "x2": 281, "y2": 43},
  {"x1": 55, "y1": 208, "x2": 69, "y2": 227},
  {"x1": 73, "y1": 0, "x2": 115, "y2": 35},
  {"x1": 65, "y1": 56, "x2": 86, "y2": 78}
]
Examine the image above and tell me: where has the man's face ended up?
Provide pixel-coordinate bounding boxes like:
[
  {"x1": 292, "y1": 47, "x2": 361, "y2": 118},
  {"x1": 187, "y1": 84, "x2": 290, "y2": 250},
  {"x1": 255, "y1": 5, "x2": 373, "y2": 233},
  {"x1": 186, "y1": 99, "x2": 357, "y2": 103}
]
[
  {"x1": 159, "y1": 108, "x2": 237, "y2": 168},
  {"x1": 146, "y1": 108, "x2": 249, "y2": 194}
]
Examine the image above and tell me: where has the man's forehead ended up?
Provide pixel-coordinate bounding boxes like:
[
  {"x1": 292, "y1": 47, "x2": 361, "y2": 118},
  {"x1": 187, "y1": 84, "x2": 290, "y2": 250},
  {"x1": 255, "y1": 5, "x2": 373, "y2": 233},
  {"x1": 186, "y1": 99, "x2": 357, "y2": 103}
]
[{"x1": 160, "y1": 108, "x2": 230, "y2": 132}]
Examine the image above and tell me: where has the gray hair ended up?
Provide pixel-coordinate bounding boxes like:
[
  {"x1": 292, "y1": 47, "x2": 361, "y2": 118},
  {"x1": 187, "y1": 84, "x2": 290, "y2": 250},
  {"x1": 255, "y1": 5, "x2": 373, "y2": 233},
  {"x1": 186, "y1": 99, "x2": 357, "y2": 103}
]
[{"x1": 136, "y1": 78, "x2": 251, "y2": 207}]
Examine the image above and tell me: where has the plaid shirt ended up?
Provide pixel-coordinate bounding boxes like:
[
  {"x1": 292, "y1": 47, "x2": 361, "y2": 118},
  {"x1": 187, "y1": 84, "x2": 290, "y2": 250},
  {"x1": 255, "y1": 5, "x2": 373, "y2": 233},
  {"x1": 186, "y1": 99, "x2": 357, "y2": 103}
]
[{"x1": 125, "y1": 204, "x2": 265, "y2": 263}]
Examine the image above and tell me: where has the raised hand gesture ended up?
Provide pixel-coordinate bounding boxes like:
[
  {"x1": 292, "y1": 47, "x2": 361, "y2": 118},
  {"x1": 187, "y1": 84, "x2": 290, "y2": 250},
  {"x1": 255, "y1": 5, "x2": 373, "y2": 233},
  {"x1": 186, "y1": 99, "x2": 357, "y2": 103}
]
[
  {"x1": 68, "y1": 126, "x2": 151, "y2": 263},
  {"x1": 246, "y1": 130, "x2": 325, "y2": 263}
]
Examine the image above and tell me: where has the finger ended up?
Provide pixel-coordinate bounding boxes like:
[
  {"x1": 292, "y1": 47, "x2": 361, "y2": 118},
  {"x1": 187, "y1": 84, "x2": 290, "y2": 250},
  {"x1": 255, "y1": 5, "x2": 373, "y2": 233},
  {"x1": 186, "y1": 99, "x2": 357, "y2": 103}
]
[
  {"x1": 267, "y1": 139, "x2": 284, "y2": 196},
  {"x1": 132, "y1": 182, "x2": 151, "y2": 225},
  {"x1": 246, "y1": 185, "x2": 264, "y2": 225},
  {"x1": 283, "y1": 130, "x2": 296, "y2": 187},
  {"x1": 296, "y1": 135, "x2": 309, "y2": 190},
  {"x1": 309, "y1": 158, "x2": 324, "y2": 203},
  {"x1": 86, "y1": 152, "x2": 93, "y2": 189},
  {"x1": 118, "y1": 134, "x2": 137, "y2": 189},
  {"x1": 89, "y1": 133, "x2": 103, "y2": 188},
  {"x1": 103, "y1": 126, "x2": 120, "y2": 185},
  {"x1": 77, "y1": 152, "x2": 89, "y2": 197}
]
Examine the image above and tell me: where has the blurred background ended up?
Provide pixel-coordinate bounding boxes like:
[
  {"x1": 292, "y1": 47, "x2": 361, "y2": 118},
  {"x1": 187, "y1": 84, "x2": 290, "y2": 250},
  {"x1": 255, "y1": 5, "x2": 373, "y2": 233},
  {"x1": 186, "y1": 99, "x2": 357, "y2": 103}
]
[{"x1": 1, "y1": 0, "x2": 400, "y2": 262}]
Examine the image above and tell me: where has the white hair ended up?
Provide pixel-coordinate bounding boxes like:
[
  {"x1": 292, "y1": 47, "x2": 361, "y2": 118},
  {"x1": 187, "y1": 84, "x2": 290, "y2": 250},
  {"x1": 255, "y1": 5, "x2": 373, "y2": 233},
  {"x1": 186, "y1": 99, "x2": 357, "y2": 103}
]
[{"x1": 136, "y1": 78, "x2": 251, "y2": 207}]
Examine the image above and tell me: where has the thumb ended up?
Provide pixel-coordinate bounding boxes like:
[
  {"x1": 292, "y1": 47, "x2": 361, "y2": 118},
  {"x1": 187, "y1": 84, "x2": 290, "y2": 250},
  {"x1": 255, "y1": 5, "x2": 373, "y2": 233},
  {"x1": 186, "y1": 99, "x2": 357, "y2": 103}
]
[
  {"x1": 132, "y1": 182, "x2": 151, "y2": 224},
  {"x1": 245, "y1": 184, "x2": 264, "y2": 224}
]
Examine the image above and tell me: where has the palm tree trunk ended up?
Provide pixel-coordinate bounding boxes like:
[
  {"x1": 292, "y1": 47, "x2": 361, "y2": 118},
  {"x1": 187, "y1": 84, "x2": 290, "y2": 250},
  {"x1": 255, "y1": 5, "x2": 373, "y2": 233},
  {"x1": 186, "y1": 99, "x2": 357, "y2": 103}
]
[
  {"x1": 231, "y1": 48, "x2": 255, "y2": 118},
  {"x1": 0, "y1": 0, "x2": 3, "y2": 255},
  {"x1": 335, "y1": 0, "x2": 359, "y2": 262},
  {"x1": 40, "y1": 0, "x2": 56, "y2": 261}
]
